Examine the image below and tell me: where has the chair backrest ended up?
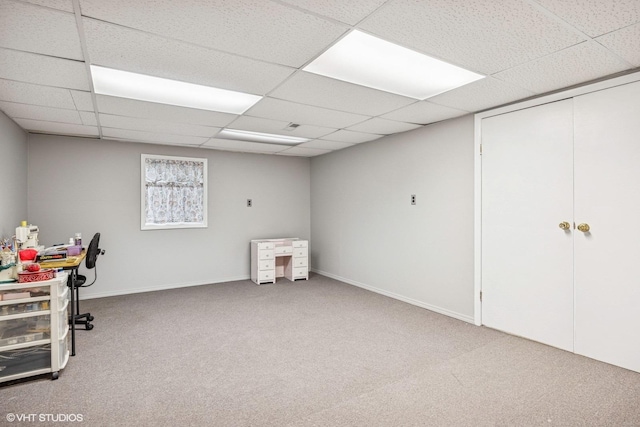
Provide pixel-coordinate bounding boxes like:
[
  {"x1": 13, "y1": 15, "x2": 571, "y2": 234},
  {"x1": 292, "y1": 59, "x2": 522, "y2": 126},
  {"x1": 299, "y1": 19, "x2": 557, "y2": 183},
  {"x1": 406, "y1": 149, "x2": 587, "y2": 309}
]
[{"x1": 85, "y1": 233, "x2": 101, "y2": 270}]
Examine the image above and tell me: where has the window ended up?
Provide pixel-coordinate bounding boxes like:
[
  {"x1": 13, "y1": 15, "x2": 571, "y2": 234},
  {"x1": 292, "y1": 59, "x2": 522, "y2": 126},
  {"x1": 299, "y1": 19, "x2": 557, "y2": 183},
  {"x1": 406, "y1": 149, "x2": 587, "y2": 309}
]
[{"x1": 141, "y1": 154, "x2": 207, "y2": 230}]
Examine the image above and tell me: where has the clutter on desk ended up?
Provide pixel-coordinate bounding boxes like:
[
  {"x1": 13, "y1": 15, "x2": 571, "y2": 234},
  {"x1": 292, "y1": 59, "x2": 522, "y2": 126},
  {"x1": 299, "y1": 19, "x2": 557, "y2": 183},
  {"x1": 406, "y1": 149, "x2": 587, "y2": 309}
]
[{"x1": 1, "y1": 221, "x2": 84, "y2": 284}]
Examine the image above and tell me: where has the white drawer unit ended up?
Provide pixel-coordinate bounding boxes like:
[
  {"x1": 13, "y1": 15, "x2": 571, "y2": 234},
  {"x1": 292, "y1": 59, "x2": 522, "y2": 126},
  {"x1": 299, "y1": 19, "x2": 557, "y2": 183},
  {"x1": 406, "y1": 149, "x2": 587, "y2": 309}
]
[
  {"x1": 251, "y1": 241, "x2": 277, "y2": 285},
  {"x1": 0, "y1": 273, "x2": 70, "y2": 383},
  {"x1": 251, "y1": 238, "x2": 309, "y2": 284}
]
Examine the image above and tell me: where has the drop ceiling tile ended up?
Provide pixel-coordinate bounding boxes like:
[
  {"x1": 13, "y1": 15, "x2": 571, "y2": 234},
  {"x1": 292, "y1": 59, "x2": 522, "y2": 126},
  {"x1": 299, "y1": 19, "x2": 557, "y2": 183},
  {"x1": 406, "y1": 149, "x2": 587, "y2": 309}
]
[
  {"x1": 99, "y1": 113, "x2": 220, "y2": 138},
  {"x1": 202, "y1": 138, "x2": 287, "y2": 154},
  {"x1": 246, "y1": 97, "x2": 371, "y2": 129},
  {"x1": 15, "y1": 118, "x2": 98, "y2": 136},
  {"x1": 79, "y1": 111, "x2": 97, "y2": 126},
  {"x1": 428, "y1": 77, "x2": 536, "y2": 113},
  {"x1": 321, "y1": 129, "x2": 383, "y2": 143},
  {"x1": 380, "y1": 101, "x2": 469, "y2": 125},
  {"x1": 533, "y1": 0, "x2": 640, "y2": 37},
  {"x1": 277, "y1": 146, "x2": 332, "y2": 157},
  {"x1": 0, "y1": 48, "x2": 89, "y2": 90},
  {"x1": 96, "y1": 95, "x2": 237, "y2": 127},
  {"x1": 0, "y1": 100, "x2": 81, "y2": 124},
  {"x1": 358, "y1": 0, "x2": 585, "y2": 74},
  {"x1": 0, "y1": 79, "x2": 76, "y2": 109},
  {"x1": 102, "y1": 127, "x2": 208, "y2": 146},
  {"x1": 278, "y1": 0, "x2": 387, "y2": 25},
  {"x1": 270, "y1": 71, "x2": 416, "y2": 116},
  {"x1": 597, "y1": 23, "x2": 640, "y2": 67},
  {"x1": 297, "y1": 140, "x2": 354, "y2": 150},
  {"x1": 493, "y1": 41, "x2": 631, "y2": 95},
  {"x1": 0, "y1": 0, "x2": 82, "y2": 60},
  {"x1": 229, "y1": 116, "x2": 336, "y2": 139},
  {"x1": 83, "y1": 18, "x2": 294, "y2": 95},
  {"x1": 79, "y1": 0, "x2": 348, "y2": 67},
  {"x1": 346, "y1": 117, "x2": 421, "y2": 135},
  {"x1": 70, "y1": 90, "x2": 94, "y2": 111},
  {"x1": 20, "y1": 0, "x2": 74, "y2": 12}
]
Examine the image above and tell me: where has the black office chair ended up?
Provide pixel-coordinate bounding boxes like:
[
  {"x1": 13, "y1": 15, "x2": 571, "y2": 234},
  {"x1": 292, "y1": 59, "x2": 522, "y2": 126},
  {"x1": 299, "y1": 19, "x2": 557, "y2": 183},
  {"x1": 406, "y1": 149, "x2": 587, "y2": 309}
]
[{"x1": 70, "y1": 232, "x2": 105, "y2": 330}]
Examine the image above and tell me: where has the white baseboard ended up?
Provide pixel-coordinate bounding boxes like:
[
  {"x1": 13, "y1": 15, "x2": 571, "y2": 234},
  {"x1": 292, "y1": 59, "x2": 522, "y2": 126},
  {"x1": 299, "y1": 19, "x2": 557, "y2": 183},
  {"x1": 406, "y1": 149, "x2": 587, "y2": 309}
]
[
  {"x1": 311, "y1": 269, "x2": 474, "y2": 324},
  {"x1": 79, "y1": 275, "x2": 251, "y2": 300}
]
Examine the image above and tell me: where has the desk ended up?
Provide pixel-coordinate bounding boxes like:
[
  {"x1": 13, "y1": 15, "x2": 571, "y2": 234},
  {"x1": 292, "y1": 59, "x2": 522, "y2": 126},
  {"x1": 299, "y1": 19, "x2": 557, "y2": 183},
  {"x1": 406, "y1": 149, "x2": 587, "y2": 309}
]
[
  {"x1": 250, "y1": 238, "x2": 309, "y2": 285},
  {"x1": 39, "y1": 251, "x2": 86, "y2": 357}
]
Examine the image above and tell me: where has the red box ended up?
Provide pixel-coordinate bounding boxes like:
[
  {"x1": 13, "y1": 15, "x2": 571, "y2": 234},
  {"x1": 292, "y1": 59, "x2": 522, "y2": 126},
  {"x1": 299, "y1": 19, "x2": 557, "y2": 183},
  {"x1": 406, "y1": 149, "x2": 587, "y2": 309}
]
[{"x1": 18, "y1": 269, "x2": 55, "y2": 283}]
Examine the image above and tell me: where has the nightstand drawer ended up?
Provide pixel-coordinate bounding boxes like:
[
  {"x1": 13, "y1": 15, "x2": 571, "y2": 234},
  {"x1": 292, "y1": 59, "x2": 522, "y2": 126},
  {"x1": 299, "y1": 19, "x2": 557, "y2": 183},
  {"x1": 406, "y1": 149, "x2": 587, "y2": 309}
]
[
  {"x1": 292, "y1": 267, "x2": 308, "y2": 279},
  {"x1": 258, "y1": 270, "x2": 274, "y2": 282},
  {"x1": 293, "y1": 248, "x2": 308, "y2": 258},
  {"x1": 293, "y1": 257, "x2": 308, "y2": 268},
  {"x1": 259, "y1": 260, "x2": 274, "y2": 271},
  {"x1": 275, "y1": 246, "x2": 293, "y2": 255}
]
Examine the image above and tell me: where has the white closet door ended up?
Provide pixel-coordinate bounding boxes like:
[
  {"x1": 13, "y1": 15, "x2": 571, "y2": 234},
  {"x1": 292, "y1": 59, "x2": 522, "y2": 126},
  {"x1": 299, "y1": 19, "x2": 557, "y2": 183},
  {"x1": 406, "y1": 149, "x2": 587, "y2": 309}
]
[
  {"x1": 574, "y1": 81, "x2": 640, "y2": 373},
  {"x1": 482, "y1": 99, "x2": 574, "y2": 351}
]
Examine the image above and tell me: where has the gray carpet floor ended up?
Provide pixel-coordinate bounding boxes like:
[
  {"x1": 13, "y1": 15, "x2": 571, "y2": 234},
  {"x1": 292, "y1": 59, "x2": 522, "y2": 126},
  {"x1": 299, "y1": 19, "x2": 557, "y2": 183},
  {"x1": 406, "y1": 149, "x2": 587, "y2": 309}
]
[{"x1": 2, "y1": 273, "x2": 639, "y2": 426}]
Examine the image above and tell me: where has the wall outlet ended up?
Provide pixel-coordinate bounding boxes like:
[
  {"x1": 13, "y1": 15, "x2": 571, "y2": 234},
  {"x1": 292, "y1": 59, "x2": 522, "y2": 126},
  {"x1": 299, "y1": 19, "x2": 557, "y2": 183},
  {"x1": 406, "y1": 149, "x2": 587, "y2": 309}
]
[
  {"x1": 247, "y1": 199, "x2": 252, "y2": 207},
  {"x1": 411, "y1": 194, "x2": 416, "y2": 205}
]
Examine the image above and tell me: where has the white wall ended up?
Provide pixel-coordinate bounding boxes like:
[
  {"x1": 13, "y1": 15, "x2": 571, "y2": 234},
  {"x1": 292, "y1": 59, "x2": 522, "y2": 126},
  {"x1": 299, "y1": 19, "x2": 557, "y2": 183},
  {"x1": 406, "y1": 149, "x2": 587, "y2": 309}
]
[
  {"x1": 0, "y1": 111, "x2": 27, "y2": 239},
  {"x1": 27, "y1": 134, "x2": 310, "y2": 298},
  {"x1": 310, "y1": 115, "x2": 475, "y2": 321}
]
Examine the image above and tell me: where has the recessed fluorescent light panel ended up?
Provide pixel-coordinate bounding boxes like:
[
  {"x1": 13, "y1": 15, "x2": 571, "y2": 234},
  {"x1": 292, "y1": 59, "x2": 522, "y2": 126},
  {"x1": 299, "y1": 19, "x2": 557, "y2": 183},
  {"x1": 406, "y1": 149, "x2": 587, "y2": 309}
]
[
  {"x1": 303, "y1": 30, "x2": 484, "y2": 100},
  {"x1": 90, "y1": 65, "x2": 262, "y2": 114},
  {"x1": 218, "y1": 129, "x2": 309, "y2": 145}
]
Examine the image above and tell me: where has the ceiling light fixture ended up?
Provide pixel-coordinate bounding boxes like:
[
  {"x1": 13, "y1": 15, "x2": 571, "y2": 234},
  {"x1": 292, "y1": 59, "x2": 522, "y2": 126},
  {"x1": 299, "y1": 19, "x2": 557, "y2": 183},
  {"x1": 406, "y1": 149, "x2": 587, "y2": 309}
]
[
  {"x1": 90, "y1": 65, "x2": 262, "y2": 114},
  {"x1": 303, "y1": 30, "x2": 485, "y2": 100},
  {"x1": 217, "y1": 129, "x2": 309, "y2": 145}
]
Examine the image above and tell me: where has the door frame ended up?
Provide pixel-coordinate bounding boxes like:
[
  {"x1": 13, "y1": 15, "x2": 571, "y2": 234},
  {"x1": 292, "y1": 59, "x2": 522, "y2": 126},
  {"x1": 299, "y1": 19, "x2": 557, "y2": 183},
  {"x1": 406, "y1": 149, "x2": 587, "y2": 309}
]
[{"x1": 473, "y1": 70, "x2": 640, "y2": 326}]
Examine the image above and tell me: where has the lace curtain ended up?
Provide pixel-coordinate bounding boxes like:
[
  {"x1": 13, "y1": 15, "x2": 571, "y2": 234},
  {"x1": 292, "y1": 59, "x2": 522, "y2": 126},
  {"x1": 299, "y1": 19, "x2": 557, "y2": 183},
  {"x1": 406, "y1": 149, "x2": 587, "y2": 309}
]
[{"x1": 143, "y1": 156, "x2": 206, "y2": 228}]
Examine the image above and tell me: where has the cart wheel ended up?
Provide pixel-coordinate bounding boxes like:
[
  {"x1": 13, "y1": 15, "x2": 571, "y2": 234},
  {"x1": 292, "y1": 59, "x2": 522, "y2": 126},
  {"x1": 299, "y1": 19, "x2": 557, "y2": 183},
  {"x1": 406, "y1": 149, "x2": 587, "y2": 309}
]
[
  {"x1": 88, "y1": 315, "x2": 94, "y2": 321},
  {"x1": 86, "y1": 323, "x2": 94, "y2": 330},
  {"x1": 52, "y1": 371, "x2": 59, "y2": 380}
]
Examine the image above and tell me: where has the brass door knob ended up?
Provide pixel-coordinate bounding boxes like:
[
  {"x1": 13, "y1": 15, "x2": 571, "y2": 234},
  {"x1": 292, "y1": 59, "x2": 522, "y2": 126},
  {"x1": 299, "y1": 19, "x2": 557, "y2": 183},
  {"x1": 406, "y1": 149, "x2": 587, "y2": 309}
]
[
  {"x1": 558, "y1": 221, "x2": 571, "y2": 230},
  {"x1": 577, "y1": 223, "x2": 590, "y2": 232}
]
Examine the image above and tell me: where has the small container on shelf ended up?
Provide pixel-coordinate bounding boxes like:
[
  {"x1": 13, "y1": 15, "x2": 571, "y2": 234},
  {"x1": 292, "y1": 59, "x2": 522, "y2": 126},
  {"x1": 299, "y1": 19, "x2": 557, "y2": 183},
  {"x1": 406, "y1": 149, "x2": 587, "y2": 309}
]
[{"x1": 18, "y1": 269, "x2": 55, "y2": 283}]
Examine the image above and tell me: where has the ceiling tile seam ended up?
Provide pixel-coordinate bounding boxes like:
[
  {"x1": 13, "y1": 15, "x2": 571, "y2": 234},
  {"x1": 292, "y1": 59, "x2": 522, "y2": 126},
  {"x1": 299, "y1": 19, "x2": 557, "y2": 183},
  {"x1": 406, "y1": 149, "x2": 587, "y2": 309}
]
[
  {"x1": 99, "y1": 125, "x2": 217, "y2": 139},
  {"x1": 268, "y1": 0, "x2": 360, "y2": 28},
  {"x1": 245, "y1": 97, "x2": 374, "y2": 126},
  {"x1": 239, "y1": 110, "x2": 352, "y2": 135},
  {"x1": 349, "y1": 0, "x2": 394, "y2": 27},
  {"x1": 0, "y1": 76, "x2": 88, "y2": 93},
  {"x1": 590, "y1": 39, "x2": 638, "y2": 69},
  {"x1": 78, "y1": 16, "x2": 298, "y2": 73},
  {"x1": 368, "y1": 100, "x2": 448, "y2": 126},
  {"x1": 25, "y1": 129, "x2": 98, "y2": 138},
  {"x1": 596, "y1": 21, "x2": 640, "y2": 38},
  {"x1": 504, "y1": 1, "x2": 636, "y2": 72},
  {"x1": 489, "y1": 39, "x2": 635, "y2": 86},
  {"x1": 483, "y1": 40, "x2": 589, "y2": 92},
  {"x1": 8, "y1": 0, "x2": 73, "y2": 15},
  {"x1": 14, "y1": 116, "x2": 95, "y2": 127},
  {"x1": 96, "y1": 111, "x2": 226, "y2": 132},
  {"x1": 0, "y1": 45, "x2": 84, "y2": 63},
  {"x1": 264, "y1": 92, "x2": 388, "y2": 119},
  {"x1": 0, "y1": 98, "x2": 79, "y2": 112},
  {"x1": 72, "y1": 0, "x2": 102, "y2": 138},
  {"x1": 9, "y1": 0, "x2": 73, "y2": 15},
  {"x1": 523, "y1": 0, "x2": 595, "y2": 40},
  {"x1": 4, "y1": 111, "x2": 82, "y2": 126}
]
